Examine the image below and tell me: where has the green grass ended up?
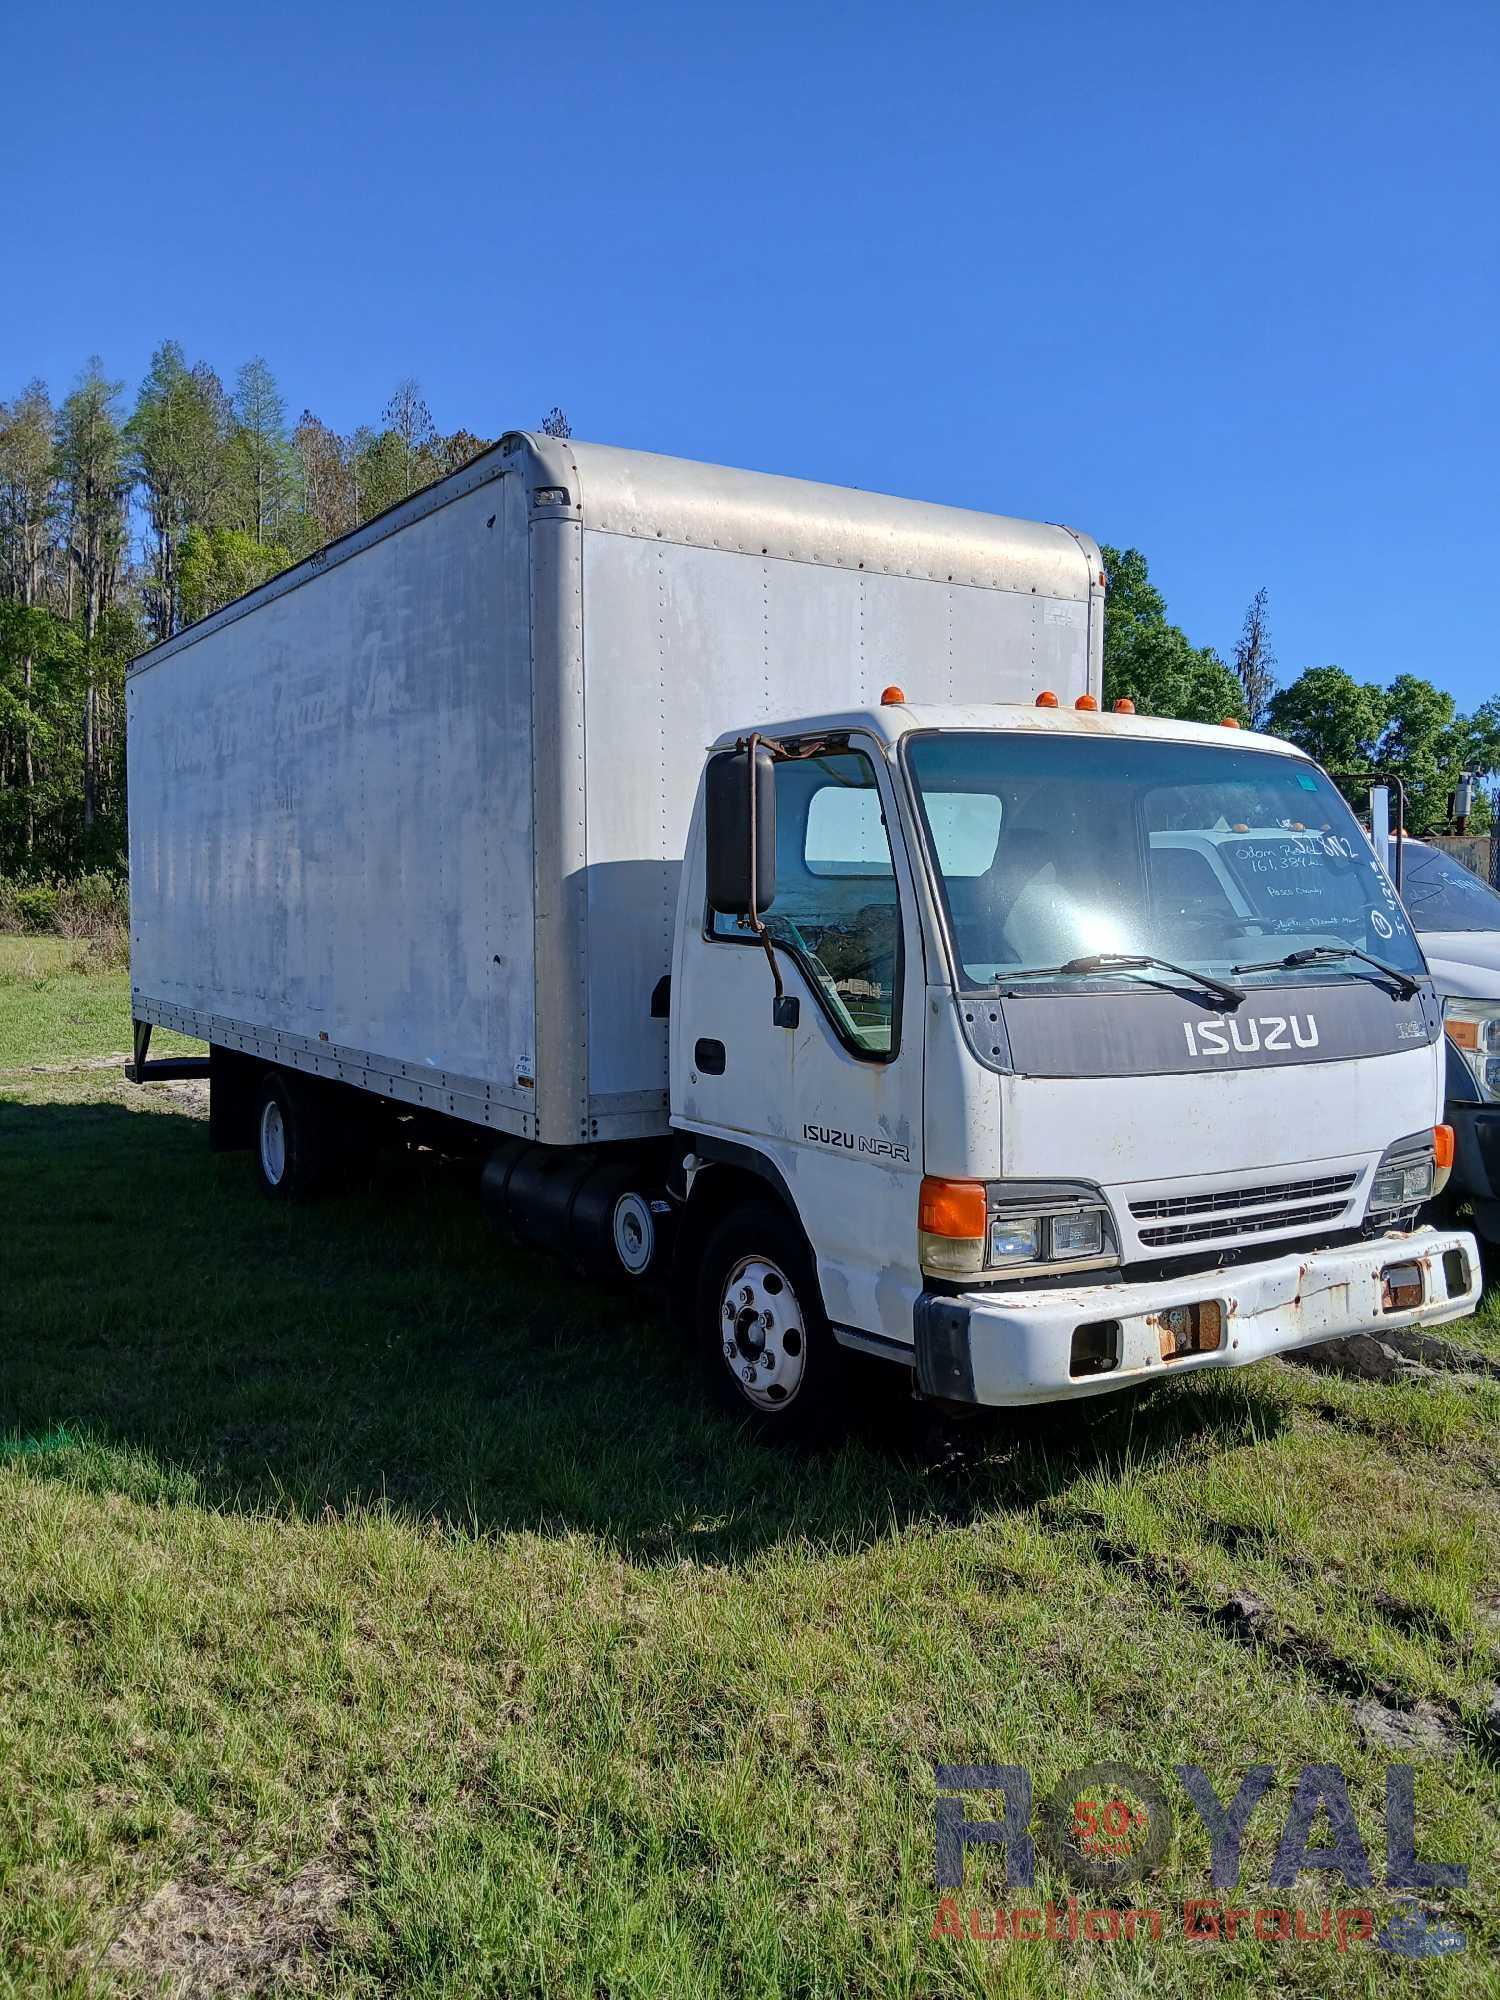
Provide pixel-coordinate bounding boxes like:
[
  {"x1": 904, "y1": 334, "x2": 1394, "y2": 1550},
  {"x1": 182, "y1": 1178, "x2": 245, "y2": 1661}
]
[
  {"x1": 1, "y1": 940, "x2": 1497, "y2": 1996},
  {"x1": 0, "y1": 938, "x2": 201, "y2": 1070}
]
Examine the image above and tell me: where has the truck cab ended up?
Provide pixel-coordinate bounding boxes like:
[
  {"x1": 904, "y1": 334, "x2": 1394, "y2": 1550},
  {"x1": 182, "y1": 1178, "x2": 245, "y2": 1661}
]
[{"x1": 670, "y1": 696, "x2": 1480, "y2": 1430}]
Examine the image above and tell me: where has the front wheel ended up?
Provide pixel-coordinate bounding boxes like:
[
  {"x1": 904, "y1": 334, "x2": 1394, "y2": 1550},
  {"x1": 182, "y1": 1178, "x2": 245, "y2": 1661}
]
[{"x1": 694, "y1": 1201, "x2": 846, "y2": 1441}]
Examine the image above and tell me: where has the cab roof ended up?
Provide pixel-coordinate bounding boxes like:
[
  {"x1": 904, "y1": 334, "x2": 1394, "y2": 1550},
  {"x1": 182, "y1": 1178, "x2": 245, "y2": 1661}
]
[{"x1": 709, "y1": 701, "x2": 1309, "y2": 759}]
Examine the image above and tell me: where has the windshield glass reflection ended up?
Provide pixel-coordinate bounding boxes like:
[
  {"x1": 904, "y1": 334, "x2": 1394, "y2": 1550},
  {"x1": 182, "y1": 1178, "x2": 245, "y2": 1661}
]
[{"x1": 904, "y1": 731, "x2": 1427, "y2": 991}]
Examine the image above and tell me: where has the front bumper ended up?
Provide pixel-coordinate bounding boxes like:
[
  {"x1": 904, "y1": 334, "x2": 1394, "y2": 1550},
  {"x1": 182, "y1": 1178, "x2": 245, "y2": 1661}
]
[{"x1": 914, "y1": 1226, "x2": 1481, "y2": 1406}]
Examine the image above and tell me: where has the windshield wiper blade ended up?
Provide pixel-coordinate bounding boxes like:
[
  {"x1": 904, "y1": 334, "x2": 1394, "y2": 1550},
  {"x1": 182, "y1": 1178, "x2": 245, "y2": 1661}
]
[
  {"x1": 1000, "y1": 953, "x2": 1244, "y2": 1008},
  {"x1": 1230, "y1": 945, "x2": 1420, "y2": 999}
]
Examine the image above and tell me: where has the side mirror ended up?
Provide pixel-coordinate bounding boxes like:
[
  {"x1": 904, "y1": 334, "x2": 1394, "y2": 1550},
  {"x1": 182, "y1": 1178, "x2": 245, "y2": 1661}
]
[{"x1": 706, "y1": 744, "x2": 776, "y2": 917}]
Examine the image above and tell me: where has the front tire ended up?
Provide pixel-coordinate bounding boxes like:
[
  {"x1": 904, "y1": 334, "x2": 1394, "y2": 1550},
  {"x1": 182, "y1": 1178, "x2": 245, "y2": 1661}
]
[{"x1": 694, "y1": 1200, "x2": 846, "y2": 1440}]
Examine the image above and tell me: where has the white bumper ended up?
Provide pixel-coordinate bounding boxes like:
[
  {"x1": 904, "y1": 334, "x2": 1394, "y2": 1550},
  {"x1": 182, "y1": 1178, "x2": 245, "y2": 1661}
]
[{"x1": 925, "y1": 1227, "x2": 1481, "y2": 1407}]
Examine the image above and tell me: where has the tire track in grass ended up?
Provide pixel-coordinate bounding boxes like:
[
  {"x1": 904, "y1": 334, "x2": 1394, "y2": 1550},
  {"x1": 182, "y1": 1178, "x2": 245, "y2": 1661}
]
[{"x1": 1067, "y1": 1512, "x2": 1500, "y2": 1765}]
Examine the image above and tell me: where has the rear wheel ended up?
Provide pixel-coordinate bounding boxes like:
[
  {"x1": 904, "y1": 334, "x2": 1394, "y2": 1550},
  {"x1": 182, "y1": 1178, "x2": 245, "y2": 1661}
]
[
  {"x1": 695, "y1": 1200, "x2": 845, "y2": 1440},
  {"x1": 253, "y1": 1070, "x2": 331, "y2": 1201},
  {"x1": 571, "y1": 1158, "x2": 672, "y2": 1285}
]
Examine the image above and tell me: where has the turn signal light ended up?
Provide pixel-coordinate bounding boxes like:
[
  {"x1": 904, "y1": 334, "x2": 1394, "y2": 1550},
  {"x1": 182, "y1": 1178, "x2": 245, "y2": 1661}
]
[
  {"x1": 880, "y1": 684, "x2": 906, "y2": 706},
  {"x1": 1036, "y1": 690, "x2": 1059, "y2": 708},
  {"x1": 1434, "y1": 1124, "x2": 1455, "y2": 1171},
  {"x1": 919, "y1": 1177, "x2": 987, "y2": 1280},
  {"x1": 919, "y1": 1177, "x2": 986, "y2": 1237},
  {"x1": 1075, "y1": 694, "x2": 1099, "y2": 711}
]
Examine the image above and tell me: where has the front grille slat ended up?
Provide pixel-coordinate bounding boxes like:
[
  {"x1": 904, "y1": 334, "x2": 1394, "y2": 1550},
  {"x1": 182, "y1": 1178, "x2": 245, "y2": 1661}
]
[
  {"x1": 1137, "y1": 1199, "x2": 1351, "y2": 1250},
  {"x1": 1129, "y1": 1172, "x2": 1357, "y2": 1222}
]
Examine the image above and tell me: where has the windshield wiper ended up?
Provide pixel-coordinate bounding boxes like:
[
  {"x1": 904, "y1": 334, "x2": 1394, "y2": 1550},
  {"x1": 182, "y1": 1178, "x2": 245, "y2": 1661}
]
[
  {"x1": 1230, "y1": 945, "x2": 1419, "y2": 999},
  {"x1": 999, "y1": 953, "x2": 1244, "y2": 1008}
]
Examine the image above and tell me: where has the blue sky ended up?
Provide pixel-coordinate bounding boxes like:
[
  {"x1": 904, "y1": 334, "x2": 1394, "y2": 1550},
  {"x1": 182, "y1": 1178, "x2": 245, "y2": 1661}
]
[{"x1": 7, "y1": 1, "x2": 1497, "y2": 709}]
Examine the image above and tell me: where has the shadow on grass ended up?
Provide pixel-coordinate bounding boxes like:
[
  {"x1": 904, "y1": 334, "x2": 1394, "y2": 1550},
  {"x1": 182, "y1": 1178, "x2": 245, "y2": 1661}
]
[{"x1": 0, "y1": 1094, "x2": 1288, "y2": 1563}]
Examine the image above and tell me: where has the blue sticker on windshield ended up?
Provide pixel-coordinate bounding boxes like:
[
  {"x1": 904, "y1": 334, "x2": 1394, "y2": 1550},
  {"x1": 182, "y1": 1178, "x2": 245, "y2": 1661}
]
[{"x1": 1297, "y1": 774, "x2": 1318, "y2": 790}]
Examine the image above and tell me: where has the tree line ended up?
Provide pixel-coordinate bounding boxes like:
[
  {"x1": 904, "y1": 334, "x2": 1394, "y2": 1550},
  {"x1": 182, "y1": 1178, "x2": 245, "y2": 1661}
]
[
  {"x1": 0, "y1": 345, "x2": 570, "y2": 873},
  {"x1": 1101, "y1": 546, "x2": 1498, "y2": 834},
  {"x1": 0, "y1": 348, "x2": 1493, "y2": 878}
]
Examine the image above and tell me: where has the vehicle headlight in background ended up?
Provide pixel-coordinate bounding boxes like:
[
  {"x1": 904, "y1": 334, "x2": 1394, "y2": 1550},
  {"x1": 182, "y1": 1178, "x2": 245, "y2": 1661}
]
[
  {"x1": 920, "y1": 1178, "x2": 1118, "y2": 1279},
  {"x1": 1444, "y1": 1000, "x2": 1500, "y2": 1102}
]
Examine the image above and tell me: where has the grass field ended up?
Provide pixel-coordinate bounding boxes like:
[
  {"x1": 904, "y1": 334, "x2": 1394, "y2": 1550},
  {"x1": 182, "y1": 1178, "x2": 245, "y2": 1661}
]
[{"x1": 1, "y1": 945, "x2": 1497, "y2": 1997}]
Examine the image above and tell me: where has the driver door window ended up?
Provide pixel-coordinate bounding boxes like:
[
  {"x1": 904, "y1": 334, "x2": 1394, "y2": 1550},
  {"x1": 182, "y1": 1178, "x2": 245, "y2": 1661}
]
[{"x1": 710, "y1": 748, "x2": 900, "y2": 1058}]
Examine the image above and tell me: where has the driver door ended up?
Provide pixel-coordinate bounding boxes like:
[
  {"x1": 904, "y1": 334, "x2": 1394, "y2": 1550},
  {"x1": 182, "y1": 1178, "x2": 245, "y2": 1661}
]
[{"x1": 675, "y1": 734, "x2": 927, "y2": 1344}]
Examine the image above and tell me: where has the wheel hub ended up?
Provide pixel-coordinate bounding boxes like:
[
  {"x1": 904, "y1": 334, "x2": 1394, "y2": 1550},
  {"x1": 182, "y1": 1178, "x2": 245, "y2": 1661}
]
[
  {"x1": 611, "y1": 1191, "x2": 655, "y2": 1276},
  {"x1": 259, "y1": 1099, "x2": 286, "y2": 1185},
  {"x1": 719, "y1": 1255, "x2": 806, "y2": 1410}
]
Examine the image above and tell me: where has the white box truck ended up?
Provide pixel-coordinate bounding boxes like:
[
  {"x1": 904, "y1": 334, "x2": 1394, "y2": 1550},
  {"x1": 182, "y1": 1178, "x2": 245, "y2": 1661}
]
[{"x1": 127, "y1": 433, "x2": 1480, "y2": 1435}]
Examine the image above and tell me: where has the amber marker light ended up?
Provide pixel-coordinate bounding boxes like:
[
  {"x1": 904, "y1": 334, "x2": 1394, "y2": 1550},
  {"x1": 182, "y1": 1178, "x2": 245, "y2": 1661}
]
[
  {"x1": 918, "y1": 1176, "x2": 988, "y2": 1279},
  {"x1": 1035, "y1": 690, "x2": 1059, "y2": 707},
  {"x1": 1112, "y1": 698, "x2": 1135, "y2": 713},
  {"x1": 1075, "y1": 694, "x2": 1099, "y2": 711},
  {"x1": 880, "y1": 684, "x2": 906, "y2": 705}
]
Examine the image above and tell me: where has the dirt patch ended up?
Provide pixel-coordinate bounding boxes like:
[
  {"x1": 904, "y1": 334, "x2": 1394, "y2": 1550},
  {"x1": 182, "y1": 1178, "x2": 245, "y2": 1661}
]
[
  {"x1": 1354, "y1": 1695, "x2": 1461, "y2": 1756},
  {"x1": 0, "y1": 1052, "x2": 134, "y2": 1078},
  {"x1": 1290, "y1": 1329, "x2": 1500, "y2": 1385},
  {"x1": 102, "y1": 1857, "x2": 352, "y2": 1996}
]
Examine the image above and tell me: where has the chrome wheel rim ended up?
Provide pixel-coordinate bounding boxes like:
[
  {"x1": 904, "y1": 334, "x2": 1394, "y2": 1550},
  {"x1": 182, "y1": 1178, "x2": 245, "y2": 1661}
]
[
  {"x1": 259, "y1": 1099, "x2": 287, "y2": 1184},
  {"x1": 720, "y1": 1253, "x2": 806, "y2": 1410}
]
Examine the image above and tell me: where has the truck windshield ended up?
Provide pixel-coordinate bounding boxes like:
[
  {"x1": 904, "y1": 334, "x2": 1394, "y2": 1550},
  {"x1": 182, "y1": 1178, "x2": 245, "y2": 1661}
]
[
  {"x1": 1399, "y1": 840, "x2": 1500, "y2": 934},
  {"x1": 904, "y1": 731, "x2": 1427, "y2": 991}
]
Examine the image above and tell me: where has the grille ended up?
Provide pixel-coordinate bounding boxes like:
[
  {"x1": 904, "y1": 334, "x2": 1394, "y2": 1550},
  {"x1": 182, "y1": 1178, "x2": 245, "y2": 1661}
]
[
  {"x1": 1137, "y1": 1199, "x2": 1352, "y2": 1250},
  {"x1": 1129, "y1": 1172, "x2": 1358, "y2": 1222}
]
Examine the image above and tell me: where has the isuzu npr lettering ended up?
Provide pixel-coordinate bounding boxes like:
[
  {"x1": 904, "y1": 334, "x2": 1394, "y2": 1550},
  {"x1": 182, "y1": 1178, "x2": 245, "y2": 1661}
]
[{"x1": 126, "y1": 435, "x2": 1480, "y2": 1435}]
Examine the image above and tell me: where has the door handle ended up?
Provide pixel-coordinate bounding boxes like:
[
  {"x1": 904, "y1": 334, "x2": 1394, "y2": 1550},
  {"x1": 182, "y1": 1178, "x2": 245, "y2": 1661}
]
[{"x1": 694, "y1": 1038, "x2": 726, "y2": 1075}]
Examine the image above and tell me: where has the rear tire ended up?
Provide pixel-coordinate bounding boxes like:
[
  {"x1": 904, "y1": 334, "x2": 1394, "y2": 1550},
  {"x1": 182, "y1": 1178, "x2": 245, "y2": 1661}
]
[
  {"x1": 694, "y1": 1200, "x2": 846, "y2": 1441},
  {"x1": 253, "y1": 1070, "x2": 330, "y2": 1201},
  {"x1": 572, "y1": 1159, "x2": 672, "y2": 1285}
]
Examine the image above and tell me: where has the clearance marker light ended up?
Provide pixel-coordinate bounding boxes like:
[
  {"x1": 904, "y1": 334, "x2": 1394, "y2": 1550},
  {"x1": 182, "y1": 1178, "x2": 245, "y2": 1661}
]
[
  {"x1": 880, "y1": 684, "x2": 906, "y2": 705},
  {"x1": 1035, "y1": 690, "x2": 1059, "y2": 707},
  {"x1": 1221, "y1": 717, "x2": 1241, "y2": 727},
  {"x1": 1076, "y1": 694, "x2": 1099, "y2": 711},
  {"x1": 1112, "y1": 698, "x2": 1135, "y2": 713}
]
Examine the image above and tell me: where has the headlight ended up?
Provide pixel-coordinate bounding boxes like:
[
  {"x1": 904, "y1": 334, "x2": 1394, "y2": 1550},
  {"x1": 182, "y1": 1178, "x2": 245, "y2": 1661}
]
[
  {"x1": 920, "y1": 1177, "x2": 1118, "y2": 1279},
  {"x1": 987, "y1": 1198, "x2": 1115, "y2": 1272},
  {"x1": 1445, "y1": 1000, "x2": 1500, "y2": 1102},
  {"x1": 988, "y1": 1216, "x2": 1040, "y2": 1263},
  {"x1": 1050, "y1": 1210, "x2": 1104, "y2": 1258},
  {"x1": 1369, "y1": 1154, "x2": 1435, "y2": 1209}
]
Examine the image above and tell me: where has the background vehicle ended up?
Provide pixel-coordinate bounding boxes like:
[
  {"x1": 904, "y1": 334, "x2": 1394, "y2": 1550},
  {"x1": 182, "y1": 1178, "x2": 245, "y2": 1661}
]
[
  {"x1": 126, "y1": 435, "x2": 1479, "y2": 1436},
  {"x1": 1399, "y1": 838, "x2": 1500, "y2": 1264}
]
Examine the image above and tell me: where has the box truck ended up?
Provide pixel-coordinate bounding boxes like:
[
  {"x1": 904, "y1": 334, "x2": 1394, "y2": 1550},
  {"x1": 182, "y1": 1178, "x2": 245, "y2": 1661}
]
[{"x1": 126, "y1": 433, "x2": 1480, "y2": 1435}]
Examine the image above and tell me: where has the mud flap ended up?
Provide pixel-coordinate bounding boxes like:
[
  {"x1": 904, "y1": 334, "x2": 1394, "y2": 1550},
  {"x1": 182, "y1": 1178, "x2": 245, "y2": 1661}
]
[{"x1": 914, "y1": 1294, "x2": 976, "y2": 1402}]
